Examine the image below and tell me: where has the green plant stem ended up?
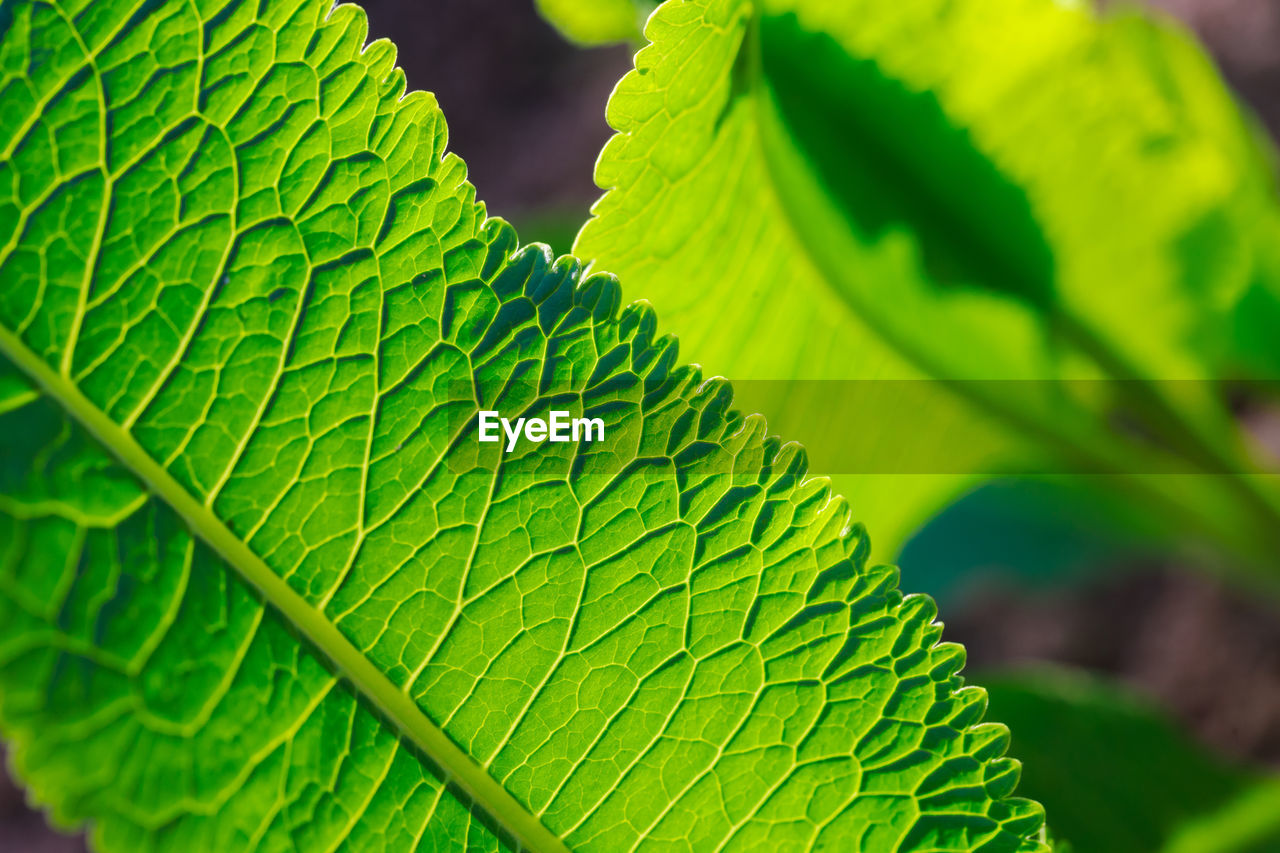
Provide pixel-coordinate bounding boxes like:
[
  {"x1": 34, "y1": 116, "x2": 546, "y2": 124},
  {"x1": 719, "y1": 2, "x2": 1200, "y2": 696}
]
[{"x1": 1053, "y1": 308, "x2": 1280, "y2": 524}]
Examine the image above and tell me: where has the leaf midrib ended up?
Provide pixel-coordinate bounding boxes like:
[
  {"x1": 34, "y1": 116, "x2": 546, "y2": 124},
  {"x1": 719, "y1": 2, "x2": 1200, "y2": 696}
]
[{"x1": 0, "y1": 323, "x2": 569, "y2": 853}]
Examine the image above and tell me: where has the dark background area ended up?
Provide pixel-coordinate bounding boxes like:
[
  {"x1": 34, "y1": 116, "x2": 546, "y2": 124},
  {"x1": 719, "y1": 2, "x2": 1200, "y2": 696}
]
[
  {"x1": 356, "y1": 0, "x2": 632, "y2": 246},
  {"x1": 6, "y1": 1, "x2": 1280, "y2": 849}
]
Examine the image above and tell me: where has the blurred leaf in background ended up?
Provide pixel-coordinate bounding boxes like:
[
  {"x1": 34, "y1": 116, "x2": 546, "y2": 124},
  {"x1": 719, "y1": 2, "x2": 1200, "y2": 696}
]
[
  {"x1": 983, "y1": 667, "x2": 1280, "y2": 853},
  {"x1": 533, "y1": 0, "x2": 655, "y2": 45},
  {"x1": 556, "y1": 0, "x2": 1280, "y2": 577},
  {"x1": 534, "y1": 0, "x2": 650, "y2": 47},
  {"x1": 1164, "y1": 778, "x2": 1280, "y2": 853},
  {"x1": 899, "y1": 477, "x2": 1162, "y2": 605}
]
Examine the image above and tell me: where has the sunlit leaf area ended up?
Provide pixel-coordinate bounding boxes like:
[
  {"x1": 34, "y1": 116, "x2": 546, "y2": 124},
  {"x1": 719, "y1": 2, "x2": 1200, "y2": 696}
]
[{"x1": 2, "y1": 0, "x2": 1279, "y2": 850}]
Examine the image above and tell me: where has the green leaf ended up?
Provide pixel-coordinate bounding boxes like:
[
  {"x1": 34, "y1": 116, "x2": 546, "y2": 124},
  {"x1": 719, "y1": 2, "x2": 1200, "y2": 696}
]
[
  {"x1": 0, "y1": 0, "x2": 1044, "y2": 850},
  {"x1": 1164, "y1": 779, "x2": 1280, "y2": 853},
  {"x1": 982, "y1": 667, "x2": 1277, "y2": 853},
  {"x1": 574, "y1": 0, "x2": 1280, "y2": 563},
  {"x1": 534, "y1": 0, "x2": 655, "y2": 46}
]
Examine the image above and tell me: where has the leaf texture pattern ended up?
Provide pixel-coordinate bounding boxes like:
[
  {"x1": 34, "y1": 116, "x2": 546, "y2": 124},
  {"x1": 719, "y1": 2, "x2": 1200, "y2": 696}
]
[
  {"x1": 0, "y1": 0, "x2": 1045, "y2": 849},
  {"x1": 572, "y1": 0, "x2": 1280, "y2": 559}
]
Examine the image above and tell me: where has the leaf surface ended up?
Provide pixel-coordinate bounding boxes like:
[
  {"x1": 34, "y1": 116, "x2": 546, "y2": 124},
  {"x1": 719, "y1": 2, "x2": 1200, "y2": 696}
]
[
  {"x1": 0, "y1": 0, "x2": 1044, "y2": 850},
  {"x1": 573, "y1": 0, "x2": 1280, "y2": 560}
]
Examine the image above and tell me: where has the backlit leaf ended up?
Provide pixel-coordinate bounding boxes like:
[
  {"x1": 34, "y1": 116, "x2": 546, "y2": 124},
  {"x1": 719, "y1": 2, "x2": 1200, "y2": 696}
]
[{"x1": 0, "y1": 0, "x2": 1044, "y2": 850}]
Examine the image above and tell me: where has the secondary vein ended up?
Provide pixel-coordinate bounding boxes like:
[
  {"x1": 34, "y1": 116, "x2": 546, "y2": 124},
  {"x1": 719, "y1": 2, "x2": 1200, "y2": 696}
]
[{"x1": 0, "y1": 323, "x2": 570, "y2": 853}]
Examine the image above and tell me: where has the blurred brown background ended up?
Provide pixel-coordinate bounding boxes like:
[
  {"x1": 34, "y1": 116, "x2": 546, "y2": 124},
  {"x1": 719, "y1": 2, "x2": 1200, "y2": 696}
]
[{"x1": 5, "y1": 0, "x2": 1280, "y2": 849}]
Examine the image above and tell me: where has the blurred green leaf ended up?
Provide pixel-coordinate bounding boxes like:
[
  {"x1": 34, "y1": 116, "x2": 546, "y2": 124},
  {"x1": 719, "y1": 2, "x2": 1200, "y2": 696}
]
[
  {"x1": 575, "y1": 0, "x2": 1280, "y2": 567},
  {"x1": 508, "y1": 206, "x2": 592, "y2": 257},
  {"x1": 533, "y1": 0, "x2": 655, "y2": 45},
  {"x1": 899, "y1": 477, "x2": 1163, "y2": 604},
  {"x1": 1164, "y1": 778, "x2": 1280, "y2": 853},
  {"x1": 984, "y1": 667, "x2": 1277, "y2": 853}
]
